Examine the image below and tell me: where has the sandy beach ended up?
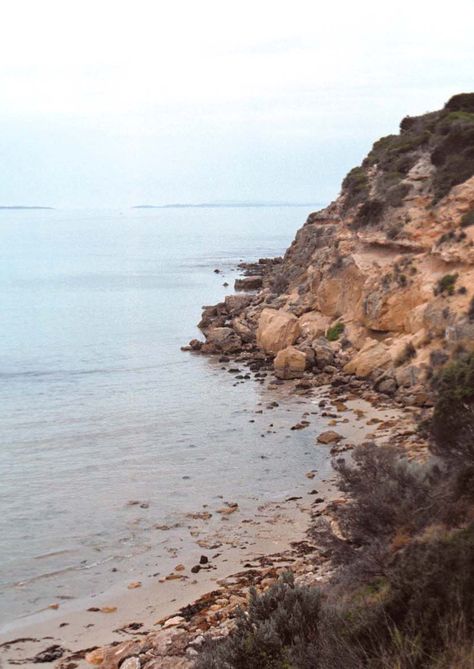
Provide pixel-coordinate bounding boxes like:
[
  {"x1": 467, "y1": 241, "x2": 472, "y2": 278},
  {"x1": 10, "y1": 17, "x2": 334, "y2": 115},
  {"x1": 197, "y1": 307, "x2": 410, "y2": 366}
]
[{"x1": 0, "y1": 380, "x2": 424, "y2": 669}]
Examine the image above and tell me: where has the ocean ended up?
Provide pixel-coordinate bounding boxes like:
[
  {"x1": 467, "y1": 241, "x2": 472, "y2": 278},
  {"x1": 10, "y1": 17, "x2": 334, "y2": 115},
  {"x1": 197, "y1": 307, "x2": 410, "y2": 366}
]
[{"x1": 0, "y1": 205, "x2": 331, "y2": 626}]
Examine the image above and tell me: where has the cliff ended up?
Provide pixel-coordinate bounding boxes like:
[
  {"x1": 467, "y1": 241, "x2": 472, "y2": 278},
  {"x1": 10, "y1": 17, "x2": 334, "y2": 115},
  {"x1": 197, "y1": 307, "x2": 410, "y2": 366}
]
[{"x1": 190, "y1": 93, "x2": 474, "y2": 404}]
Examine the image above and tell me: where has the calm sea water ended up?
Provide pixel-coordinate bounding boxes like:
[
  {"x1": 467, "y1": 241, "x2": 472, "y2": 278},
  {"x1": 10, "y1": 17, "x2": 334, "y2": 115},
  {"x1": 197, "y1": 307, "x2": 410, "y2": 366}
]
[{"x1": 0, "y1": 206, "x2": 329, "y2": 625}]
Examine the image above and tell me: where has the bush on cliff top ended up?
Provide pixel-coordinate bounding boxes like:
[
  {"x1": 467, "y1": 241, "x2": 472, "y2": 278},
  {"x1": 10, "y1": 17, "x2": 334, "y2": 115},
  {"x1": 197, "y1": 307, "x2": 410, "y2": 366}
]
[
  {"x1": 350, "y1": 199, "x2": 385, "y2": 230},
  {"x1": 341, "y1": 93, "x2": 474, "y2": 212},
  {"x1": 445, "y1": 92, "x2": 474, "y2": 113}
]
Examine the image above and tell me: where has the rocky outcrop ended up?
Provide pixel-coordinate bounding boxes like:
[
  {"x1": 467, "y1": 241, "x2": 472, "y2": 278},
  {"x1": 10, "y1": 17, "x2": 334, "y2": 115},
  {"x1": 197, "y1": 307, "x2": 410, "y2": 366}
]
[{"x1": 187, "y1": 93, "x2": 474, "y2": 405}]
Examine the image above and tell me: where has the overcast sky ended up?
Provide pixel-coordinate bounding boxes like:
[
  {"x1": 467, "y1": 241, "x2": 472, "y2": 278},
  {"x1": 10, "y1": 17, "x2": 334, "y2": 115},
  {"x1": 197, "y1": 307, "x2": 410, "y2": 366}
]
[{"x1": 0, "y1": 0, "x2": 473, "y2": 208}]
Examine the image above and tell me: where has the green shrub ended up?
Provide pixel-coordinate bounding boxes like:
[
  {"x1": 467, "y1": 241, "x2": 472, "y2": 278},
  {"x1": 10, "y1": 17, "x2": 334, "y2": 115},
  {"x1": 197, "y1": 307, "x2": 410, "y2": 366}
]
[
  {"x1": 312, "y1": 444, "x2": 441, "y2": 572},
  {"x1": 394, "y1": 341, "x2": 416, "y2": 366},
  {"x1": 351, "y1": 199, "x2": 385, "y2": 230},
  {"x1": 326, "y1": 321, "x2": 344, "y2": 341},
  {"x1": 461, "y1": 209, "x2": 474, "y2": 228},
  {"x1": 197, "y1": 434, "x2": 474, "y2": 669},
  {"x1": 431, "y1": 122, "x2": 474, "y2": 201},
  {"x1": 342, "y1": 166, "x2": 369, "y2": 209},
  {"x1": 468, "y1": 297, "x2": 474, "y2": 321},
  {"x1": 194, "y1": 572, "x2": 324, "y2": 669},
  {"x1": 444, "y1": 93, "x2": 474, "y2": 113},
  {"x1": 431, "y1": 353, "x2": 474, "y2": 462},
  {"x1": 435, "y1": 273, "x2": 458, "y2": 295},
  {"x1": 386, "y1": 222, "x2": 402, "y2": 240}
]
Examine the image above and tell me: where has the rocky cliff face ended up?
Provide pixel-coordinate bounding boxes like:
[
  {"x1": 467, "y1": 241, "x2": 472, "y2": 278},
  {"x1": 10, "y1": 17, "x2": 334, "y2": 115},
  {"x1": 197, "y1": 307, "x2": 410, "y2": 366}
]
[{"x1": 188, "y1": 93, "x2": 474, "y2": 404}]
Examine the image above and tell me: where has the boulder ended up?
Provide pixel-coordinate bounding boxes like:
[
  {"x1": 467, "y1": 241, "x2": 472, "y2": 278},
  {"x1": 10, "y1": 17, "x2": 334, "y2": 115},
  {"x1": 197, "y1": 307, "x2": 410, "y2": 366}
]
[
  {"x1": 395, "y1": 364, "x2": 421, "y2": 388},
  {"x1": 343, "y1": 339, "x2": 391, "y2": 377},
  {"x1": 256, "y1": 308, "x2": 300, "y2": 354},
  {"x1": 234, "y1": 276, "x2": 263, "y2": 291},
  {"x1": 362, "y1": 284, "x2": 426, "y2": 333},
  {"x1": 311, "y1": 337, "x2": 335, "y2": 369},
  {"x1": 274, "y1": 346, "x2": 306, "y2": 379},
  {"x1": 231, "y1": 316, "x2": 255, "y2": 343},
  {"x1": 317, "y1": 430, "x2": 344, "y2": 444},
  {"x1": 205, "y1": 327, "x2": 242, "y2": 353},
  {"x1": 298, "y1": 311, "x2": 331, "y2": 340},
  {"x1": 375, "y1": 376, "x2": 398, "y2": 395}
]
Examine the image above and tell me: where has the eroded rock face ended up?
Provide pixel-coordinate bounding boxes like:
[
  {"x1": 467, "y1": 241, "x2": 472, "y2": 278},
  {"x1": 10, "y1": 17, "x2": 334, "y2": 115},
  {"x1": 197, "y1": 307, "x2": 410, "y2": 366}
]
[
  {"x1": 234, "y1": 276, "x2": 263, "y2": 291},
  {"x1": 274, "y1": 346, "x2": 306, "y2": 379},
  {"x1": 190, "y1": 95, "x2": 474, "y2": 402},
  {"x1": 256, "y1": 309, "x2": 300, "y2": 354}
]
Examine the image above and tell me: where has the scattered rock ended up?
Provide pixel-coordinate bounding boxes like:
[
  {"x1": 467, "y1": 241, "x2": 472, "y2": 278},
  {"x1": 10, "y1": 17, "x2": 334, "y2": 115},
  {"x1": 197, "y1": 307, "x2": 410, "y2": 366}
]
[
  {"x1": 316, "y1": 430, "x2": 344, "y2": 444},
  {"x1": 163, "y1": 616, "x2": 186, "y2": 629}
]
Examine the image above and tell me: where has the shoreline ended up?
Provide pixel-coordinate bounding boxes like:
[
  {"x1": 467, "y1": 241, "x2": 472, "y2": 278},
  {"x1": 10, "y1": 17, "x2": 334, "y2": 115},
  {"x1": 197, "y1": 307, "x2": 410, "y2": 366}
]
[{"x1": 0, "y1": 382, "x2": 425, "y2": 669}]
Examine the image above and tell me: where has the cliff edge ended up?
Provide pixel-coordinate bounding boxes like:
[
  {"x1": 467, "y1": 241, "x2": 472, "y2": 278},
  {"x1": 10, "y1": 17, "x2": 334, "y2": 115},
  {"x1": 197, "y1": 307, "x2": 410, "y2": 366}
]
[{"x1": 189, "y1": 93, "x2": 474, "y2": 405}]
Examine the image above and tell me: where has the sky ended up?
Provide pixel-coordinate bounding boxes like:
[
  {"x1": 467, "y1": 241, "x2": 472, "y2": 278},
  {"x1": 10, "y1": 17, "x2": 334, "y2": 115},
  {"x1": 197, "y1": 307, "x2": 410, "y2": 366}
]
[{"x1": 0, "y1": 0, "x2": 473, "y2": 208}]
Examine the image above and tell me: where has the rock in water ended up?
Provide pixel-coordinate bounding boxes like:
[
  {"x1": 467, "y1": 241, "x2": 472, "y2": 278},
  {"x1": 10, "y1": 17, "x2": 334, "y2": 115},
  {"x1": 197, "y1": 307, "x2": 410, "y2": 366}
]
[{"x1": 205, "y1": 327, "x2": 242, "y2": 353}]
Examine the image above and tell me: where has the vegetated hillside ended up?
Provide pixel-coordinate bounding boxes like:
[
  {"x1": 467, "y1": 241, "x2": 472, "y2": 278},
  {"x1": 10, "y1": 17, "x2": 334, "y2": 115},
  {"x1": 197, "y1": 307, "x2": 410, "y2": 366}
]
[
  {"x1": 193, "y1": 95, "x2": 474, "y2": 669},
  {"x1": 194, "y1": 93, "x2": 474, "y2": 407}
]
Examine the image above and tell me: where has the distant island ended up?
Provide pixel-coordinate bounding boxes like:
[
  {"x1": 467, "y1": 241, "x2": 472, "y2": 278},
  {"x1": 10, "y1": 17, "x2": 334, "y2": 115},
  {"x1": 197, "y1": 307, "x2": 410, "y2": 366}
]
[
  {"x1": 0, "y1": 206, "x2": 54, "y2": 210},
  {"x1": 133, "y1": 201, "x2": 323, "y2": 209}
]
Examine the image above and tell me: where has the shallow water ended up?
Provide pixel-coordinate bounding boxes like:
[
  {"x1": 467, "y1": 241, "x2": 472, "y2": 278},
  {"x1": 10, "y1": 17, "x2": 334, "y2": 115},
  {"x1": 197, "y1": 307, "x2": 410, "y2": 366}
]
[{"x1": 0, "y1": 206, "x2": 330, "y2": 625}]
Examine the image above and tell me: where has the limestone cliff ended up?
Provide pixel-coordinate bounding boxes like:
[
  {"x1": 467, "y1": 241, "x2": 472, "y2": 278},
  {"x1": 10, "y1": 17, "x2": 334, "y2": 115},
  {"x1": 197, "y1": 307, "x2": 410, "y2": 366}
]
[{"x1": 189, "y1": 93, "x2": 474, "y2": 403}]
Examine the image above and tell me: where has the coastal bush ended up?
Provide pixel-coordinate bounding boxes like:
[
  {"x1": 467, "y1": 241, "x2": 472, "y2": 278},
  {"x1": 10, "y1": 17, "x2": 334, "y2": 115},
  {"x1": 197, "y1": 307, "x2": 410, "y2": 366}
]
[
  {"x1": 197, "y1": 525, "x2": 474, "y2": 669},
  {"x1": 431, "y1": 121, "x2": 474, "y2": 201},
  {"x1": 197, "y1": 432, "x2": 474, "y2": 669},
  {"x1": 468, "y1": 296, "x2": 474, "y2": 321},
  {"x1": 351, "y1": 199, "x2": 385, "y2": 230},
  {"x1": 431, "y1": 353, "x2": 474, "y2": 463},
  {"x1": 326, "y1": 321, "x2": 344, "y2": 341},
  {"x1": 434, "y1": 273, "x2": 458, "y2": 296},
  {"x1": 343, "y1": 524, "x2": 474, "y2": 667},
  {"x1": 444, "y1": 92, "x2": 474, "y2": 113},
  {"x1": 394, "y1": 341, "x2": 416, "y2": 367},
  {"x1": 194, "y1": 572, "x2": 324, "y2": 669},
  {"x1": 342, "y1": 166, "x2": 369, "y2": 209},
  {"x1": 311, "y1": 444, "x2": 441, "y2": 575},
  {"x1": 461, "y1": 208, "x2": 474, "y2": 228},
  {"x1": 386, "y1": 222, "x2": 402, "y2": 240}
]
